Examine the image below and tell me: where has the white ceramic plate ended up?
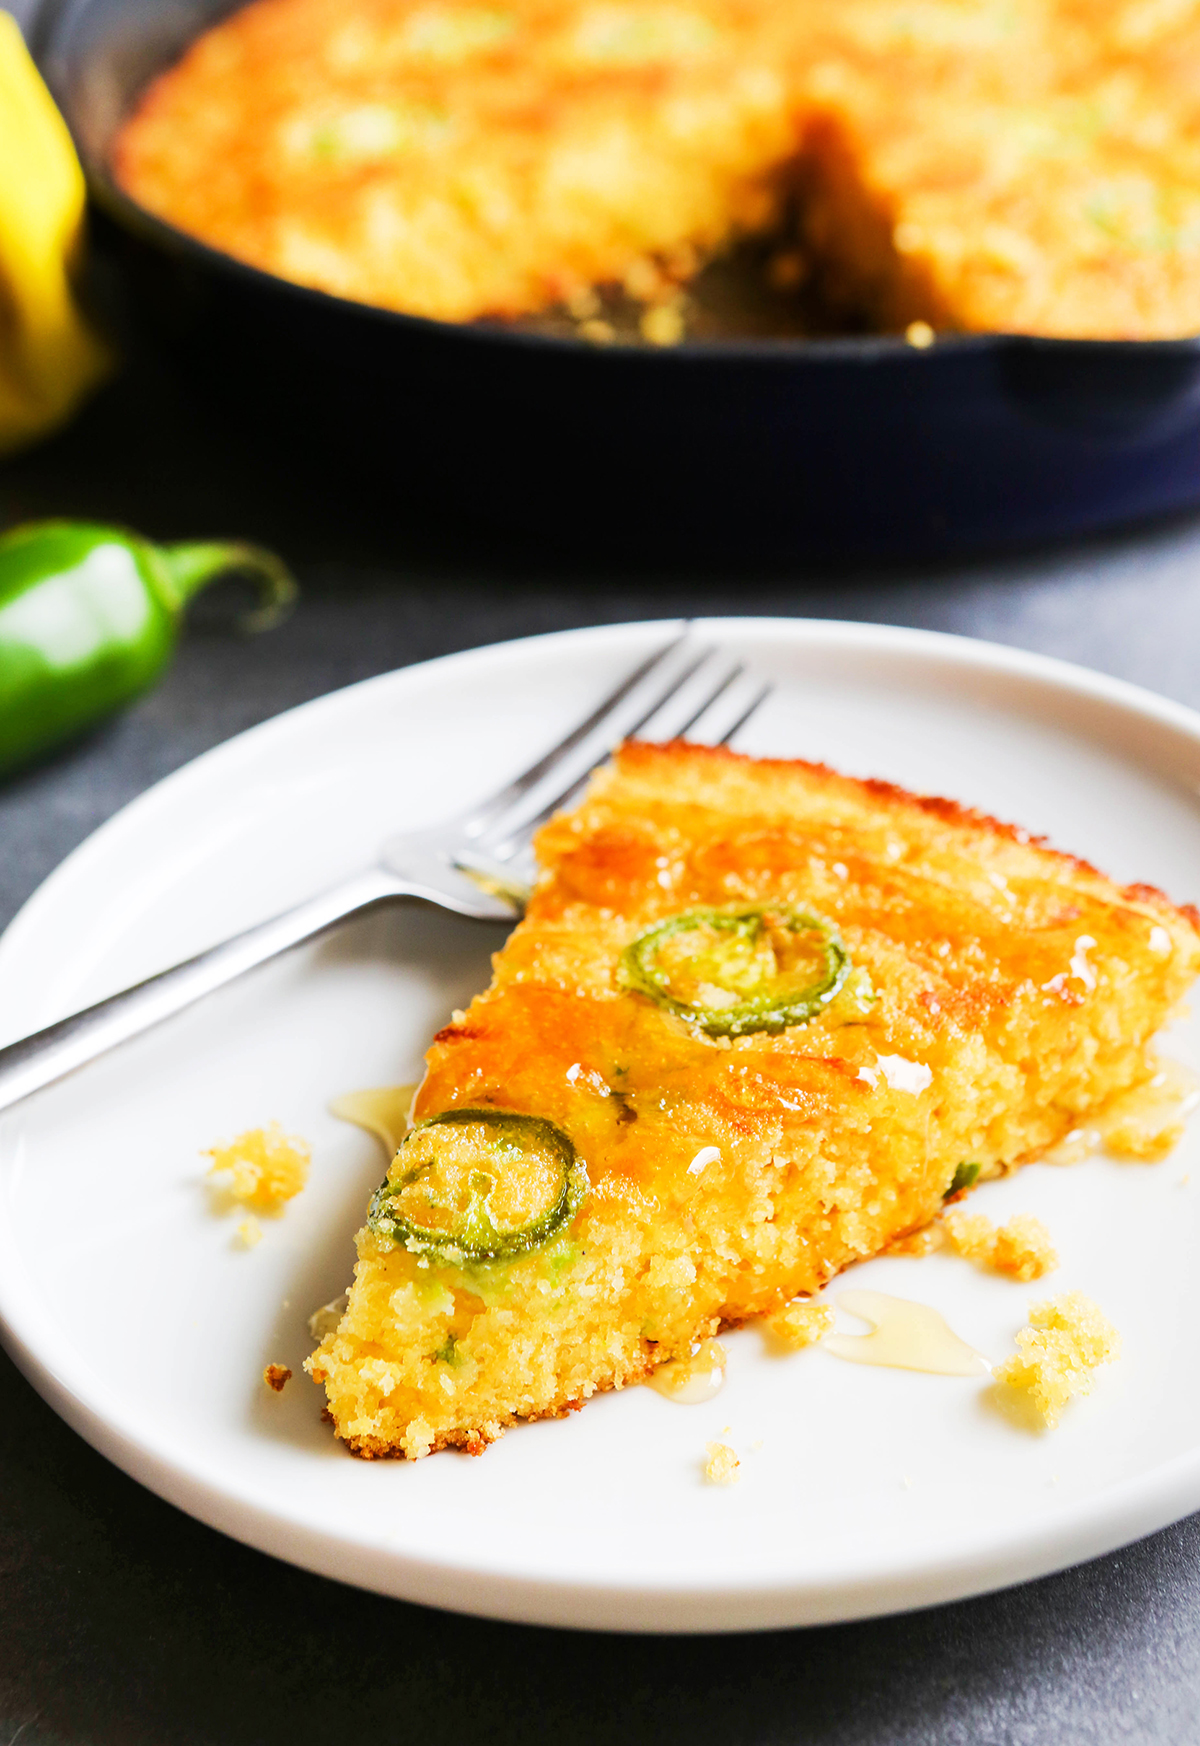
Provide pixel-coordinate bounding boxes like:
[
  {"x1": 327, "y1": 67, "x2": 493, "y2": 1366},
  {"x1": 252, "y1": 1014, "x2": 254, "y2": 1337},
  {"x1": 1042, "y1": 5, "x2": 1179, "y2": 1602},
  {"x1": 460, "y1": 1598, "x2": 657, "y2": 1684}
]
[{"x1": 3, "y1": 617, "x2": 1200, "y2": 1634}]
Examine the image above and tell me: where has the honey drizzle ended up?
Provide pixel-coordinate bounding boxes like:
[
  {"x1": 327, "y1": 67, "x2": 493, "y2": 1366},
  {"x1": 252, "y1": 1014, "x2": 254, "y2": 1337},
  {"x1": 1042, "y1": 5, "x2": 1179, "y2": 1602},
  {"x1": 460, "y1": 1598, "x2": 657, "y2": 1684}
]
[
  {"x1": 329, "y1": 1084, "x2": 418, "y2": 1157},
  {"x1": 824, "y1": 1290, "x2": 991, "y2": 1377},
  {"x1": 647, "y1": 1338, "x2": 727, "y2": 1403}
]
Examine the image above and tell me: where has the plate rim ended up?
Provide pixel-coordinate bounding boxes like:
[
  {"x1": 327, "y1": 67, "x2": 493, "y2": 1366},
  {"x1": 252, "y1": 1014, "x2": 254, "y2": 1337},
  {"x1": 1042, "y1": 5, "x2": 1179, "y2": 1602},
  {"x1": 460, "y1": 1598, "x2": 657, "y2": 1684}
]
[{"x1": 4, "y1": 613, "x2": 1200, "y2": 1633}]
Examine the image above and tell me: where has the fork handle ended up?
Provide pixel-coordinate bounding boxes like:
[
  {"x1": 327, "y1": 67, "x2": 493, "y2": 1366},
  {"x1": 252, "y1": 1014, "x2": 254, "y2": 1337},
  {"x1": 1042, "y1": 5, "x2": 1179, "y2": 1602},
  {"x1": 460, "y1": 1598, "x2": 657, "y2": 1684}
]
[{"x1": 0, "y1": 866, "x2": 402, "y2": 1118}]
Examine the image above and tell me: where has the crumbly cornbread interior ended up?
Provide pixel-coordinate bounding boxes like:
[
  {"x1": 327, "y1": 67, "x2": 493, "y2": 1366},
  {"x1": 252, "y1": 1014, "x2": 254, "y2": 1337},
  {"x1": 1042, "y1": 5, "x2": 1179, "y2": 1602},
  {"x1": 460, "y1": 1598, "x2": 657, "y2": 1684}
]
[
  {"x1": 307, "y1": 739, "x2": 1200, "y2": 1458},
  {"x1": 114, "y1": 0, "x2": 1200, "y2": 337}
]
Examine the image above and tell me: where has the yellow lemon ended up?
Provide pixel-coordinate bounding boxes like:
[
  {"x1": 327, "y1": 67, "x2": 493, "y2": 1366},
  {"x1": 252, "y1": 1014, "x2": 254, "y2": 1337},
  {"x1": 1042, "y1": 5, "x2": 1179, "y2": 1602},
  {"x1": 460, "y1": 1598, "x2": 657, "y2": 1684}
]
[{"x1": 0, "y1": 12, "x2": 110, "y2": 455}]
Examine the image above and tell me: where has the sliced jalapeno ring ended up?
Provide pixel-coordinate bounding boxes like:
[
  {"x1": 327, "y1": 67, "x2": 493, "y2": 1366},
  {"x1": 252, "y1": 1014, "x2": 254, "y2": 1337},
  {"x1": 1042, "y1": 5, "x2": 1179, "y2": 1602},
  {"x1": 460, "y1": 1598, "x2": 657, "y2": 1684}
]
[
  {"x1": 367, "y1": 1107, "x2": 587, "y2": 1264},
  {"x1": 619, "y1": 903, "x2": 850, "y2": 1037}
]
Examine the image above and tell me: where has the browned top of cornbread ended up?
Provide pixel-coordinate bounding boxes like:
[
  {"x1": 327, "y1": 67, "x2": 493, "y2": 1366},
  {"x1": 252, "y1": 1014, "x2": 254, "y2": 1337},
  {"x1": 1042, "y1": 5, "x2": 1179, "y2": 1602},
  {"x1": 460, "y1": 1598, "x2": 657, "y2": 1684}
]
[
  {"x1": 791, "y1": 0, "x2": 1200, "y2": 337},
  {"x1": 112, "y1": 0, "x2": 796, "y2": 321},
  {"x1": 416, "y1": 737, "x2": 1200, "y2": 1205}
]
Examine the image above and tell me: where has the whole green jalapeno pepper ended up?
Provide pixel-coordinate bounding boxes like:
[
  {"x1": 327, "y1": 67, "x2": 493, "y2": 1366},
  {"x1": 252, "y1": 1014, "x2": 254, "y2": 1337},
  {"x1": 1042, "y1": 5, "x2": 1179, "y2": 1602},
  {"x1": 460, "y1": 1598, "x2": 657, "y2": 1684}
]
[
  {"x1": 620, "y1": 902, "x2": 851, "y2": 1037},
  {"x1": 0, "y1": 519, "x2": 296, "y2": 777},
  {"x1": 368, "y1": 1107, "x2": 588, "y2": 1265}
]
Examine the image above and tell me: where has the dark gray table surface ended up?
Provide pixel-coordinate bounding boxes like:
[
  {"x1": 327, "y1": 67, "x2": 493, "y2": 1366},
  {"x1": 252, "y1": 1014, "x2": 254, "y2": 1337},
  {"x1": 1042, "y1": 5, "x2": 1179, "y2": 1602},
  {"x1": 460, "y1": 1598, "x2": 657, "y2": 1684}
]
[{"x1": 3, "y1": 353, "x2": 1200, "y2": 1746}]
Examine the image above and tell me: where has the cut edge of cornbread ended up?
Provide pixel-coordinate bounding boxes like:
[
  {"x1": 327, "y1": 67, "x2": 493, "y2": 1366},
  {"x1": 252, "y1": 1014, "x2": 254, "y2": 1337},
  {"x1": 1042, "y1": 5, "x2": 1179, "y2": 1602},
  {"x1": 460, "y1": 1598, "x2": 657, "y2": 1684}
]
[{"x1": 792, "y1": 114, "x2": 951, "y2": 334}]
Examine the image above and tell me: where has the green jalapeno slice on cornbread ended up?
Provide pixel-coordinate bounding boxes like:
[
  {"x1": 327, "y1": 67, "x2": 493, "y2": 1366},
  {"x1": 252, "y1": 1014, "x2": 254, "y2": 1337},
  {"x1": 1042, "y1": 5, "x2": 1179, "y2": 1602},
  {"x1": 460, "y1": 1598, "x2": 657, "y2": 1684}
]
[
  {"x1": 620, "y1": 903, "x2": 850, "y2": 1036},
  {"x1": 368, "y1": 1108, "x2": 587, "y2": 1264}
]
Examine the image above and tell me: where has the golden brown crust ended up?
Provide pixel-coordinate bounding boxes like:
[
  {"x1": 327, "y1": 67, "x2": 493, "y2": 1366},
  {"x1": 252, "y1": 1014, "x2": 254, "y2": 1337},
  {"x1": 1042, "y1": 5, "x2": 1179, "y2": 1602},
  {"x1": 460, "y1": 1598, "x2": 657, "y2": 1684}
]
[
  {"x1": 113, "y1": 0, "x2": 797, "y2": 322},
  {"x1": 622, "y1": 740, "x2": 1196, "y2": 905},
  {"x1": 617, "y1": 739, "x2": 1200, "y2": 928}
]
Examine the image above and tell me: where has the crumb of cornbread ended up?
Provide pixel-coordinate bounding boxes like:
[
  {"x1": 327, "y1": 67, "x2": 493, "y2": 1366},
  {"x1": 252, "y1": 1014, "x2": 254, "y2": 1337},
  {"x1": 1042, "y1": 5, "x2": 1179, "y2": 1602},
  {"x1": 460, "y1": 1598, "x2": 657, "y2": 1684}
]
[
  {"x1": 236, "y1": 1215, "x2": 263, "y2": 1249},
  {"x1": 263, "y1": 1363, "x2": 292, "y2": 1392},
  {"x1": 890, "y1": 1208, "x2": 1055, "y2": 1275},
  {"x1": 705, "y1": 1441, "x2": 740, "y2": 1485},
  {"x1": 766, "y1": 1299, "x2": 834, "y2": 1347},
  {"x1": 207, "y1": 1122, "x2": 311, "y2": 1213},
  {"x1": 944, "y1": 1211, "x2": 1057, "y2": 1282},
  {"x1": 994, "y1": 1290, "x2": 1120, "y2": 1427}
]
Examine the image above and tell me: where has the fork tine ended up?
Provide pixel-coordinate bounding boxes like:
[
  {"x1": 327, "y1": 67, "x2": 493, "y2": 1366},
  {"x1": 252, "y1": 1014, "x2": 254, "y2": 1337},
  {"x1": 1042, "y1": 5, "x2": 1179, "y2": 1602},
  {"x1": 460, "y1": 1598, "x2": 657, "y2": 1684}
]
[
  {"x1": 715, "y1": 679, "x2": 773, "y2": 745},
  {"x1": 630, "y1": 654, "x2": 769, "y2": 746},
  {"x1": 460, "y1": 641, "x2": 718, "y2": 852},
  {"x1": 604, "y1": 645, "x2": 720, "y2": 741},
  {"x1": 462, "y1": 623, "x2": 690, "y2": 838},
  {"x1": 475, "y1": 649, "x2": 765, "y2": 864},
  {"x1": 471, "y1": 645, "x2": 721, "y2": 855},
  {"x1": 664, "y1": 660, "x2": 745, "y2": 739}
]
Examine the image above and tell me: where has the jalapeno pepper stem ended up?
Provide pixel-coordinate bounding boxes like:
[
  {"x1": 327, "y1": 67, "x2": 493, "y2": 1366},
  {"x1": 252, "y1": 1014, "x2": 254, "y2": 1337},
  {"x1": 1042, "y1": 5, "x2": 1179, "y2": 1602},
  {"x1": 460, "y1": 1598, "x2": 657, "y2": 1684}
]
[{"x1": 156, "y1": 540, "x2": 297, "y2": 632}]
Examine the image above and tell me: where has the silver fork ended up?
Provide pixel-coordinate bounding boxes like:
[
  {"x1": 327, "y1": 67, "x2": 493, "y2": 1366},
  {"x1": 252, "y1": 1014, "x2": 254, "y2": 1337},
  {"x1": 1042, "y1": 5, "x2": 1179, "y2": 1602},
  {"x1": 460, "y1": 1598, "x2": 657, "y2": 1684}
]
[{"x1": 0, "y1": 630, "x2": 770, "y2": 1116}]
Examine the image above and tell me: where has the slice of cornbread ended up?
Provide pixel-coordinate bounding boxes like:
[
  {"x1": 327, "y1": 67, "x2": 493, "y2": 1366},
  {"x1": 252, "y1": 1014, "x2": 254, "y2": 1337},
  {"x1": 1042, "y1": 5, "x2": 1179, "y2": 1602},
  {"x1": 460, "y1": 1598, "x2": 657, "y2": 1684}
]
[{"x1": 308, "y1": 739, "x2": 1200, "y2": 1457}]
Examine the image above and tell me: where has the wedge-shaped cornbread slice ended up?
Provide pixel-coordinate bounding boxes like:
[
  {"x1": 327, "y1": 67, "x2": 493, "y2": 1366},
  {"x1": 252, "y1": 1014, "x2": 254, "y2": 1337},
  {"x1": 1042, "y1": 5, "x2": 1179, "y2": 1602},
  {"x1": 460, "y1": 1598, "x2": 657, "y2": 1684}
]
[{"x1": 309, "y1": 740, "x2": 1200, "y2": 1456}]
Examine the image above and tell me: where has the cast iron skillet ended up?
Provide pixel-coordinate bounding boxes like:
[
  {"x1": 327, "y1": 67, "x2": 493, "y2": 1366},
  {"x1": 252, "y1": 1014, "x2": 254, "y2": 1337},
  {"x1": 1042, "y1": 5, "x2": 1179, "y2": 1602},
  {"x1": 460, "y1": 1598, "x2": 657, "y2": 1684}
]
[{"x1": 31, "y1": 0, "x2": 1200, "y2": 556}]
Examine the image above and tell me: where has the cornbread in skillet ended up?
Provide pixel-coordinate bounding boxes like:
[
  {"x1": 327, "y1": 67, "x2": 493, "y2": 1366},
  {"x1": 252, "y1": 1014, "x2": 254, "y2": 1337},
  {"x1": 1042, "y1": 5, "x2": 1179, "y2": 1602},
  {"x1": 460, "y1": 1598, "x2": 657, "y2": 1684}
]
[
  {"x1": 307, "y1": 739, "x2": 1200, "y2": 1457},
  {"x1": 792, "y1": 0, "x2": 1200, "y2": 339},
  {"x1": 112, "y1": 0, "x2": 797, "y2": 323},
  {"x1": 114, "y1": 0, "x2": 1200, "y2": 337}
]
